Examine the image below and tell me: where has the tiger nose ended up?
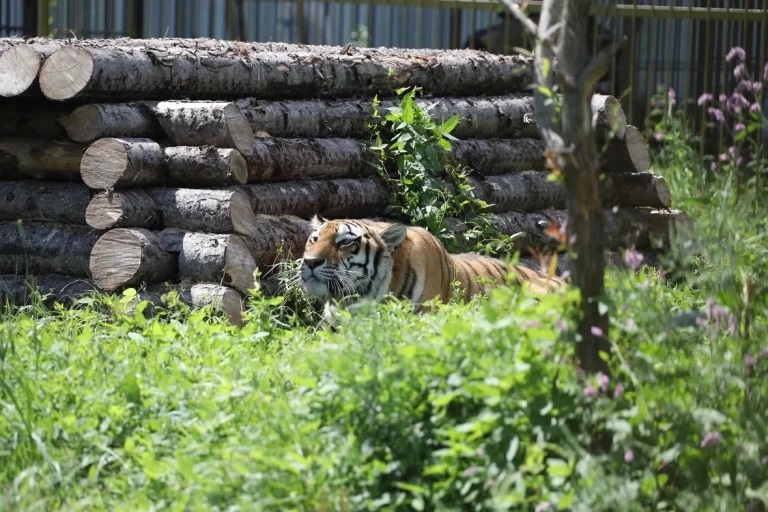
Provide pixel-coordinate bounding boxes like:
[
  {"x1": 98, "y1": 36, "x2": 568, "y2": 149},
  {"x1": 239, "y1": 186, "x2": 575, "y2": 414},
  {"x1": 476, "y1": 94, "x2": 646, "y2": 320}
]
[{"x1": 303, "y1": 257, "x2": 325, "y2": 270}]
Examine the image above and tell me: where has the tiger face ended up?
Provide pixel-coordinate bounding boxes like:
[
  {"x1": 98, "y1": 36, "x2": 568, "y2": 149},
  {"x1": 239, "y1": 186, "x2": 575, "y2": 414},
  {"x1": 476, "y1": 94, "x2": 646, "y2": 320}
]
[{"x1": 300, "y1": 216, "x2": 407, "y2": 303}]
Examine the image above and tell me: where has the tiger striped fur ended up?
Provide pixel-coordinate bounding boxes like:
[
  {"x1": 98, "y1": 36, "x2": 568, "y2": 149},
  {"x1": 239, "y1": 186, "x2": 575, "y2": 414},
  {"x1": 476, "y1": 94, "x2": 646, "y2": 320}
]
[{"x1": 299, "y1": 216, "x2": 564, "y2": 317}]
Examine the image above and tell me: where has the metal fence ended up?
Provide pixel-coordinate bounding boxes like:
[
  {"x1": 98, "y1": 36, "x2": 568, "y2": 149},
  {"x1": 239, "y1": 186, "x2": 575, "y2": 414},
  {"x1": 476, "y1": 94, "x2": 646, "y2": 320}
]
[{"x1": 2, "y1": 0, "x2": 767, "y2": 127}]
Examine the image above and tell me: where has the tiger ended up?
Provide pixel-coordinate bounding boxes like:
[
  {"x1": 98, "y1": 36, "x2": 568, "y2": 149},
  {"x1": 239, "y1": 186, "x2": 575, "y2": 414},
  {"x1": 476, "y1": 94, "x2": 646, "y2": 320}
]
[{"x1": 299, "y1": 216, "x2": 564, "y2": 325}]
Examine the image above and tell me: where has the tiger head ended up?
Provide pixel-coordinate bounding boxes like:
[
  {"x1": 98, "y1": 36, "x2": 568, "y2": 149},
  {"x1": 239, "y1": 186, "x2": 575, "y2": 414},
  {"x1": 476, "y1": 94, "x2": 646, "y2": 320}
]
[{"x1": 300, "y1": 216, "x2": 407, "y2": 303}]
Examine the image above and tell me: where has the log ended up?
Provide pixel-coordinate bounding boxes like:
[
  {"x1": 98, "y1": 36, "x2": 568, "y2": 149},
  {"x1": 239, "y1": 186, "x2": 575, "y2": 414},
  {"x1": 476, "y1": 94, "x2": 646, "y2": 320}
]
[
  {"x1": 80, "y1": 137, "x2": 166, "y2": 190},
  {"x1": 600, "y1": 125, "x2": 651, "y2": 174},
  {"x1": 0, "y1": 100, "x2": 70, "y2": 138},
  {"x1": 0, "y1": 180, "x2": 91, "y2": 224},
  {"x1": 0, "y1": 44, "x2": 48, "y2": 97},
  {"x1": 0, "y1": 274, "x2": 99, "y2": 308},
  {"x1": 469, "y1": 172, "x2": 566, "y2": 212},
  {"x1": 591, "y1": 94, "x2": 628, "y2": 142},
  {"x1": 145, "y1": 188, "x2": 259, "y2": 236},
  {"x1": 247, "y1": 138, "x2": 370, "y2": 182},
  {"x1": 158, "y1": 231, "x2": 257, "y2": 295},
  {"x1": 236, "y1": 95, "x2": 541, "y2": 139},
  {"x1": 80, "y1": 139, "x2": 247, "y2": 189},
  {"x1": 607, "y1": 172, "x2": 672, "y2": 209},
  {"x1": 89, "y1": 228, "x2": 176, "y2": 291},
  {"x1": 452, "y1": 139, "x2": 547, "y2": 175},
  {"x1": 132, "y1": 283, "x2": 244, "y2": 326},
  {"x1": 38, "y1": 43, "x2": 533, "y2": 102},
  {"x1": 0, "y1": 222, "x2": 98, "y2": 277},
  {"x1": 241, "y1": 215, "x2": 313, "y2": 267},
  {"x1": 165, "y1": 147, "x2": 247, "y2": 186},
  {"x1": 240, "y1": 178, "x2": 389, "y2": 218},
  {"x1": 85, "y1": 189, "x2": 160, "y2": 230},
  {"x1": 152, "y1": 101, "x2": 254, "y2": 156},
  {"x1": 65, "y1": 103, "x2": 163, "y2": 143},
  {"x1": 0, "y1": 137, "x2": 86, "y2": 181}
]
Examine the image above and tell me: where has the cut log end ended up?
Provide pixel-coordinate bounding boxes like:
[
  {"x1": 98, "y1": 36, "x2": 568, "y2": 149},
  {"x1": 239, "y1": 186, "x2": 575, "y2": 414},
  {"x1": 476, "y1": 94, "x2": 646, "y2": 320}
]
[
  {"x1": 40, "y1": 46, "x2": 94, "y2": 101},
  {"x1": 85, "y1": 189, "x2": 160, "y2": 230},
  {"x1": 223, "y1": 104, "x2": 255, "y2": 156},
  {"x1": 65, "y1": 104, "x2": 105, "y2": 142},
  {"x1": 0, "y1": 45, "x2": 42, "y2": 97},
  {"x1": 81, "y1": 138, "x2": 130, "y2": 189},
  {"x1": 90, "y1": 228, "x2": 175, "y2": 291}
]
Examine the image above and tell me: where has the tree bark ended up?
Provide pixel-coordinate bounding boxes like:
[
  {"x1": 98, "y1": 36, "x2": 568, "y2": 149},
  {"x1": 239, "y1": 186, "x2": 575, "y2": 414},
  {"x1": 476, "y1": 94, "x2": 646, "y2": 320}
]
[
  {"x1": 0, "y1": 100, "x2": 70, "y2": 138},
  {"x1": 240, "y1": 178, "x2": 389, "y2": 218},
  {"x1": 38, "y1": 43, "x2": 533, "y2": 102},
  {"x1": 80, "y1": 137, "x2": 166, "y2": 190},
  {"x1": 606, "y1": 172, "x2": 672, "y2": 209},
  {"x1": 0, "y1": 137, "x2": 85, "y2": 181},
  {"x1": 85, "y1": 189, "x2": 160, "y2": 230},
  {"x1": 0, "y1": 180, "x2": 91, "y2": 224},
  {"x1": 240, "y1": 215, "x2": 313, "y2": 267},
  {"x1": 144, "y1": 187, "x2": 259, "y2": 236},
  {"x1": 157, "y1": 230, "x2": 257, "y2": 295},
  {"x1": 600, "y1": 125, "x2": 651, "y2": 174},
  {"x1": 0, "y1": 222, "x2": 98, "y2": 277},
  {"x1": 89, "y1": 228, "x2": 177, "y2": 291},
  {"x1": 152, "y1": 101, "x2": 254, "y2": 156},
  {"x1": 236, "y1": 95, "x2": 541, "y2": 139},
  {"x1": 0, "y1": 274, "x2": 99, "y2": 308},
  {"x1": 165, "y1": 147, "x2": 247, "y2": 186},
  {"x1": 451, "y1": 139, "x2": 547, "y2": 175},
  {"x1": 469, "y1": 172, "x2": 566, "y2": 212},
  {"x1": 65, "y1": 102, "x2": 163, "y2": 143},
  {"x1": 131, "y1": 283, "x2": 245, "y2": 326},
  {"x1": 246, "y1": 138, "x2": 371, "y2": 182}
]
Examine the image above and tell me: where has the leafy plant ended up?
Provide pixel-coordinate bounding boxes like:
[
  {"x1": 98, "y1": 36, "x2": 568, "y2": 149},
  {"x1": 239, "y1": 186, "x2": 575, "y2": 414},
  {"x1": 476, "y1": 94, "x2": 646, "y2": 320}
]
[{"x1": 368, "y1": 87, "x2": 516, "y2": 255}]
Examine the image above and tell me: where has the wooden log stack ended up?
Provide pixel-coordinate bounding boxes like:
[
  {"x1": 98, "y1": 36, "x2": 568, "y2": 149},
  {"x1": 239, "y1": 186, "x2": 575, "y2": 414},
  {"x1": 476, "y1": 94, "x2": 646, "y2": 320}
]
[{"x1": 0, "y1": 36, "x2": 685, "y2": 323}]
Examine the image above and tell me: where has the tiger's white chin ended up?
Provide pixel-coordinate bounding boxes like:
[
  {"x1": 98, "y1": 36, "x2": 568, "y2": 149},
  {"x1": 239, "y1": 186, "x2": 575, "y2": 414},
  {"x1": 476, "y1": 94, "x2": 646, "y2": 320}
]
[{"x1": 300, "y1": 275, "x2": 335, "y2": 300}]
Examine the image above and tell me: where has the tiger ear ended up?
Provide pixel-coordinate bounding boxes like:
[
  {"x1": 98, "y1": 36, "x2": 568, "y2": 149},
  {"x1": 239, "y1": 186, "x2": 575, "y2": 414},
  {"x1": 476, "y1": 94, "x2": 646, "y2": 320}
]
[
  {"x1": 379, "y1": 224, "x2": 407, "y2": 251},
  {"x1": 311, "y1": 215, "x2": 328, "y2": 229}
]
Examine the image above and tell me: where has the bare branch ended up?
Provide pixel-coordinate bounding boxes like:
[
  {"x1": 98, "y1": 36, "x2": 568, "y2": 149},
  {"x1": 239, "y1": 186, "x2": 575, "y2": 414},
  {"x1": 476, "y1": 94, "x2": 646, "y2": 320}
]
[
  {"x1": 578, "y1": 36, "x2": 628, "y2": 102},
  {"x1": 498, "y1": 0, "x2": 540, "y2": 38}
]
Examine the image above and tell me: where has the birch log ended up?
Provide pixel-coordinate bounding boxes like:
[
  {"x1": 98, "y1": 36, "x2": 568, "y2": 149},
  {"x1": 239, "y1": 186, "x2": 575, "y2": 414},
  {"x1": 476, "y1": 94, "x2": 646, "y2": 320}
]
[
  {"x1": 80, "y1": 138, "x2": 166, "y2": 189},
  {"x1": 89, "y1": 228, "x2": 176, "y2": 291},
  {"x1": 241, "y1": 215, "x2": 313, "y2": 267},
  {"x1": 600, "y1": 125, "x2": 651, "y2": 174},
  {"x1": 158, "y1": 231, "x2": 257, "y2": 295},
  {"x1": 0, "y1": 180, "x2": 91, "y2": 224},
  {"x1": 452, "y1": 139, "x2": 547, "y2": 175},
  {"x1": 38, "y1": 44, "x2": 533, "y2": 101},
  {"x1": 469, "y1": 172, "x2": 566, "y2": 212},
  {"x1": 607, "y1": 172, "x2": 672, "y2": 209},
  {"x1": 165, "y1": 147, "x2": 247, "y2": 186},
  {"x1": 132, "y1": 283, "x2": 245, "y2": 326},
  {"x1": 0, "y1": 138, "x2": 86, "y2": 180},
  {"x1": 85, "y1": 189, "x2": 160, "y2": 230},
  {"x1": 65, "y1": 103, "x2": 163, "y2": 143},
  {"x1": 0, "y1": 222, "x2": 98, "y2": 277},
  {"x1": 152, "y1": 101, "x2": 254, "y2": 156}
]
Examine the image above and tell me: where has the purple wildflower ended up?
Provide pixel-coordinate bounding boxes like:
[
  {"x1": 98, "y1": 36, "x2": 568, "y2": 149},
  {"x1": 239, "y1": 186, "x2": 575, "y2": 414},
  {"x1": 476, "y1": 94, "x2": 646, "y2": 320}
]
[
  {"x1": 708, "y1": 107, "x2": 726, "y2": 124},
  {"x1": 584, "y1": 385, "x2": 598, "y2": 398},
  {"x1": 734, "y1": 122, "x2": 746, "y2": 133},
  {"x1": 753, "y1": 81, "x2": 763, "y2": 93},
  {"x1": 744, "y1": 354, "x2": 756, "y2": 376},
  {"x1": 719, "y1": 93, "x2": 728, "y2": 102},
  {"x1": 668, "y1": 87, "x2": 677, "y2": 106},
  {"x1": 697, "y1": 93, "x2": 713, "y2": 106},
  {"x1": 729, "y1": 315, "x2": 740, "y2": 336},
  {"x1": 624, "y1": 247, "x2": 645, "y2": 271},
  {"x1": 695, "y1": 316, "x2": 708, "y2": 329},
  {"x1": 726, "y1": 46, "x2": 746, "y2": 63},
  {"x1": 535, "y1": 502, "x2": 552, "y2": 512},
  {"x1": 614, "y1": 382, "x2": 625, "y2": 398},
  {"x1": 719, "y1": 152, "x2": 729, "y2": 162},
  {"x1": 700, "y1": 431, "x2": 723, "y2": 448},
  {"x1": 736, "y1": 156, "x2": 745, "y2": 168},
  {"x1": 726, "y1": 92, "x2": 750, "y2": 113},
  {"x1": 764, "y1": 63, "x2": 768, "y2": 81},
  {"x1": 598, "y1": 373, "x2": 610, "y2": 392},
  {"x1": 710, "y1": 161, "x2": 718, "y2": 172},
  {"x1": 652, "y1": 131, "x2": 664, "y2": 143},
  {"x1": 624, "y1": 318, "x2": 637, "y2": 331},
  {"x1": 624, "y1": 449, "x2": 634, "y2": 463},
  {"x1": 739, "y1": 80, "x2": 753, "y2": 92},
  {"x1": 733, "y1": 63, "x2": 746, "y2": 79},
  {"x1": 750, "y1": 102, "x2": 762, "y2": 113},
  {"x1": 591, "y1": 326, "x2": 604, "y2": 337}
]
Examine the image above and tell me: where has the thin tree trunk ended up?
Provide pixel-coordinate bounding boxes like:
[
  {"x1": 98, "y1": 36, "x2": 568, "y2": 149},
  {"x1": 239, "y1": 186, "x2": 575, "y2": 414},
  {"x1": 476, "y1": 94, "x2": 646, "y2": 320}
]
[
  {"x1": 0, "y1": 180, "x2": 91, "y2": 224},
  {"x1": 38, "y1": 43, "x2": 533, "y2": 101},
  {"x1": 0, "y1": 222, "x2": 98, "y2": 277},
  {"x1": 0, "y1": 137, "x2": 85, "y2": 180},
  {"x1": 157, "y1": 230, "x2": 257, "y2": 295},
  {"x1": 89, "y1": 228, "x2": 177, "y2": 291}
]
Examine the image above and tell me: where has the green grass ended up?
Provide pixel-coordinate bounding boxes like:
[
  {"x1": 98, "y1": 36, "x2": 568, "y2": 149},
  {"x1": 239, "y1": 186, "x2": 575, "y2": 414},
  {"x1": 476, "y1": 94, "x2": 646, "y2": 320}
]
[{"x1": 2, "y1": 83, "x2": 768, "y2": 510}]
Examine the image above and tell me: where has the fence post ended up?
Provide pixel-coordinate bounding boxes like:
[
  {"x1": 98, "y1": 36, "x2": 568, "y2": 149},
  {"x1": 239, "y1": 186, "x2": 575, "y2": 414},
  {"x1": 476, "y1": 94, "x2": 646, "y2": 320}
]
[
  {"x1": 36, "y1": 0, "x2": 49, "y2": 36},
  {"x1": 127, "y1": 0, "x2": 144, "y2": 38}
]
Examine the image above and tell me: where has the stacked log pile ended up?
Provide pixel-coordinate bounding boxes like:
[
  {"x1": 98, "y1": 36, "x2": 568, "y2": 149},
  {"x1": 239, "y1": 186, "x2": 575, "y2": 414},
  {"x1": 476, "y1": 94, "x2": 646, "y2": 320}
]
[{"x1": 0, "y1": 36, "x2": 685, "y2": 324}]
